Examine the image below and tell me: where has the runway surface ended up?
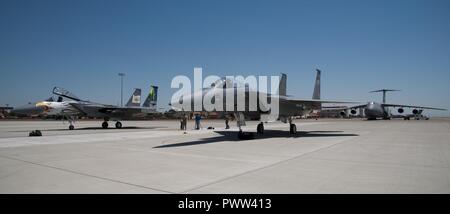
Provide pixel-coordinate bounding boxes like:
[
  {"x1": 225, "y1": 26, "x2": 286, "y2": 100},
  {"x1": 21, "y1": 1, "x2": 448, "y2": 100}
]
[{"x1": 0, "y1": 118, "x2": 449, "y2": 193}]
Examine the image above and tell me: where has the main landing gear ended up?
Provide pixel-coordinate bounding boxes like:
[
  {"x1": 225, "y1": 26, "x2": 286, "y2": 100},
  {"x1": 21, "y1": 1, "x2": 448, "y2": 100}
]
[
  {"x1": 234, "y1": 113, "x2": 298, "y2": 139},
  {"x1": 101, "y1": 119, "x2": 123, "y2": 129},
  {"x1": 257, "y1": 121, "x2": 296, "y2": 135},
  {"x1": 102, "y1": 121, "x2": 109, "y2": 129},
  {"x1": 115, "y1": 121, "x2": 122, "y2": 129},
  {"x1": 235, "y1": 112, "x2": 254, "y2": 140},
  {"x1": 257, "y1": 122, "x2": 264, "y2": 134}
]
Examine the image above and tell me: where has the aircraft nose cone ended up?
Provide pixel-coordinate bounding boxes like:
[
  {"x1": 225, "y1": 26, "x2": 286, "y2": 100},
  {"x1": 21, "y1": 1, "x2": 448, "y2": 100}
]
[
  {"x1": 365, "y1": 103, "x2": 380, "y2": 118},
  {"x1": 364, "y1": 108, "x2": 375, "y2": 117},
  {"x1": 11, "y1": 104, "x2": 45, "y2": 115}
]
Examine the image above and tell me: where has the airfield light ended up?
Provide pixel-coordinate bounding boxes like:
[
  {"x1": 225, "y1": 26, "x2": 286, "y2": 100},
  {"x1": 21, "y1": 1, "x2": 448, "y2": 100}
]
[{"x1": 118, "y1": 73, "x2": 126, "y2": 107}]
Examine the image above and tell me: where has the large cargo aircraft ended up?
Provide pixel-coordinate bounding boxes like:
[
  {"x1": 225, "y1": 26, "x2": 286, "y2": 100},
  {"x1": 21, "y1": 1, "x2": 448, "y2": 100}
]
[{"x1": 339, "y1": 89, "x2": 446, "y2": 120}]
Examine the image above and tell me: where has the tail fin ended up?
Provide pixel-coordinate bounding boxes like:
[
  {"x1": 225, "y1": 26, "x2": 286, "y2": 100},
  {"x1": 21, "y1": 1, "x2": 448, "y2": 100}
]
[
  {"x1": 278, "y1": 73, "x2": 287, "y2": 96},
  {"x1": 142, "y1": 85, "x2": 158, "y2": 109},
  {"x1": 125, "y1": 88, "x2": 142, "y2": 107},
  {"x1": 312, "y1": 69, "x2": 321, "y2": 99}
]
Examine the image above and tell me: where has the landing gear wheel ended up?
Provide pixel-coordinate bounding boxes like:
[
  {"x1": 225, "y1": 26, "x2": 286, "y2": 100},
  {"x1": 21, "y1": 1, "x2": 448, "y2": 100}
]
[
  {"x1": 115, "y1": 121, "x2": 122, "y2": 129},
  {"x1": 238, "y1": 131, "x2": 244, "y2": 139},
  {"x1": 102, "y1": 121, "x2": 108, "y2": 129},
  {"x1": 69, "y1": 125, "x2": 74, "y2": 130},
  {"x1": 257, "y1": 123, "x2": 264, "y2": 134},
  {"x1": 290, "y1": 124, "x2": 297, "y2": 134}
]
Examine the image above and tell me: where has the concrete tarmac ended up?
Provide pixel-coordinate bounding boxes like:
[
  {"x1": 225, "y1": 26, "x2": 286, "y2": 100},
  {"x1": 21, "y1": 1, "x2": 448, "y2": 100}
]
[{"x1": 0, "y1": 118, "x2": 449, "y2": 193}]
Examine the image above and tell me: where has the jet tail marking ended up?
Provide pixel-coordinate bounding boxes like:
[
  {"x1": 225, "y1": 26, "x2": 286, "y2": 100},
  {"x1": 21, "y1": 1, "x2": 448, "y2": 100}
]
[
  {"x1": 125, "y1": 88, "x2": 141, "y2": 107},
  {"x1": 142, "y1": 85, "x2": 158, "y2": 109}
]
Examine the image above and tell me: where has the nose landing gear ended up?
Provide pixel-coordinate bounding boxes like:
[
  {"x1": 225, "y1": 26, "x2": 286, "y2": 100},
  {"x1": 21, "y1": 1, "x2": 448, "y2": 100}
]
[
  {"x1": 289, "y1": 117, "x2": 297, "y2": 134},
  {"x1": 67, "y1": 116, "x2": 75, "y2": 130}
]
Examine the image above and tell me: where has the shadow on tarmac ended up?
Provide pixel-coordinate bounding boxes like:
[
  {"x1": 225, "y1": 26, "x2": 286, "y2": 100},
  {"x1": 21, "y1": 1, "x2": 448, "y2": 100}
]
[
  {"x1": 154, "y1": 130, "x2": 358, "y2": 148},
  {"x1": 10, "y1": 126, "x2": 166, "y2": 132}
]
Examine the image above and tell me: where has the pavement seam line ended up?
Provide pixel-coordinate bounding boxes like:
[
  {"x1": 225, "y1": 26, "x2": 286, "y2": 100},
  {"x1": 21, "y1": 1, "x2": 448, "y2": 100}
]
[
  {"x1": 179, "y1": 135, "x2": 358, "y2": 193},
  {"x1": 305, "y1": 156, "x2": 450, "y2": 169},
  {"x1": 0, "y1": 155, "x2": 175, "y2": 194}
]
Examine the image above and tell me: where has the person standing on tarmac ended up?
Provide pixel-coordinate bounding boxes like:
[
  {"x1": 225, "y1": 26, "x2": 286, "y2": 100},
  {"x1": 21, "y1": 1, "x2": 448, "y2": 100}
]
[
  {"x1": 195, "y1": 114, "x2": 202, "y2": 130},
  {"x1": 225, "y1": 116, "x2": 230, "y2": 129},
  {"x1": 180, "y1": 117, "x2": 184, "y2": 130},
  {"x1": 182, "y1": 114, "x2": 187, "y2": 131}
]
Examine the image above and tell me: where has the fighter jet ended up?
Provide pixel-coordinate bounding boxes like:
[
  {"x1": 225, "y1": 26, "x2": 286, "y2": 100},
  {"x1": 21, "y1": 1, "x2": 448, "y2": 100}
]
[
  {"x1": 339, "y1": 89, "x2": 447, "y2": 120},
  {"x1": 170, "y1": 69, "x2": 356, "y2": 139},
  {"x1": 12, "y1": 86, "x2": 159, "y2": 130}
]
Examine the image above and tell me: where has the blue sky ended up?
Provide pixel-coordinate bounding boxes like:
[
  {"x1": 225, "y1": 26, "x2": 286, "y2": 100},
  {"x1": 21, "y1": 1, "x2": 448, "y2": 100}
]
[{"x1": 1, "y1": 0, "x2": 449, "y2": 116}]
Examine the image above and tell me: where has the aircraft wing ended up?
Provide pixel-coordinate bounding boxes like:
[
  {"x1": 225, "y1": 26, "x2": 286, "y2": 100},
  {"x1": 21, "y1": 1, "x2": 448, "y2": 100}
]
[
  {"x1": 321, "y1": 104, "x2": 367, "y2": 111},
  {"x1": 70, "y1": 103, "x2": 155, "y2": 115},
  {"x1": 101, "y1": 106, "x2": 158, "y2": 113},
  {"x1": 382, "y1": 104, "x2": 447, "y2": 111},
  {"x1": 89, "y1": 105, "x2": 141, "y2": 113},
  {"x1": 281, "y1": 98, "x2": 361, "y2": 111},
  {"x1": 285, "y1": 98, "x2": 360, "y2": 105},
  {"x1": 67, "y1": 103, "x2": 89, "y2": 115}
]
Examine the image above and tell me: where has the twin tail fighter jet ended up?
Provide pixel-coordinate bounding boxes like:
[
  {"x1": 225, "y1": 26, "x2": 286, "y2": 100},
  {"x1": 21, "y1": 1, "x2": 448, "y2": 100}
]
[{"x1": 12, "y1": 86, "x2": 159, "y2": 130}]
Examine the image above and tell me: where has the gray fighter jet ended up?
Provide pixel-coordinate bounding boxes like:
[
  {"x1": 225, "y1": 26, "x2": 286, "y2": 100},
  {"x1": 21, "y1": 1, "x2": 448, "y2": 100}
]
[
  {"x1": 339, "y1": 89, "x2": 446, "y2": 120},
  {"x1": 170, "y1": 69, "x2": 356, "y2": 139},
  {"x1": 12, "y1": 86, "x2": 159, "y2": 130}
]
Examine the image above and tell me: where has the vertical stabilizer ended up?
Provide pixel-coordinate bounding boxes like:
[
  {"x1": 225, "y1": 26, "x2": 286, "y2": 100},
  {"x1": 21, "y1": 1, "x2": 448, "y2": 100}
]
[
  {"x1": 279, "y1": 73, "x2": 287, "y2": 96},
  {"x1": 312, "y1": 69, "x2": 321, "y2": 99},
  {"x1": 125, "y1": 88, "x2": 142, "y2": 107},
  {"x1": 143, "y1": 85, "x2": 158, "y2": 109}
]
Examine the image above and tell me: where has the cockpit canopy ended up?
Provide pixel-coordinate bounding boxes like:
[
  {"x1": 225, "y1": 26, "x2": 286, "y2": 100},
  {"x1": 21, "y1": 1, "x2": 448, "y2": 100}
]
[
  {"x1": 45, "y1": 96, "x2": 63, "y2": 102},
  {"x1": 53, "y1": 87, "x2": 81, "y2": 101},
  {"x1": 209, "y1": 78, "x2": 251, "y2": 89}
]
